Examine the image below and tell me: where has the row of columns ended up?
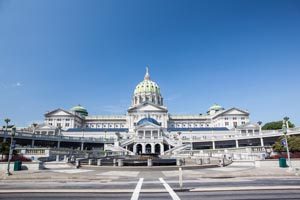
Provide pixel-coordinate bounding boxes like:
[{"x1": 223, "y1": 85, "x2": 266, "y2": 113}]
[{"x1": 133, "y1": 143, "x2": 164, "y2": 155}]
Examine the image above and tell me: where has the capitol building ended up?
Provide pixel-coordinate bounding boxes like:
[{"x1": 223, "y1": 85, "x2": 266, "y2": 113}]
[{"x1": 35, "y1": 68, "x2": 258, "y2": 155}]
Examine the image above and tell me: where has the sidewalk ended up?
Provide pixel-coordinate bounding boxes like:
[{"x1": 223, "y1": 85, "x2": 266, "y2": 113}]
[{"x1": 0, "y1": 164, "x2": 298, "y2": 182}]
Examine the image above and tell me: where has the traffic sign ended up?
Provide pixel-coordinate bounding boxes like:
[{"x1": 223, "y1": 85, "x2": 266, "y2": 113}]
[{"x1": 281, "y1": 139, "x2": 287, "y2": 147}]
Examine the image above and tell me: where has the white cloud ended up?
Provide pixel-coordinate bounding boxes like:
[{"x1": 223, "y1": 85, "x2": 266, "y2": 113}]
[{"x1": 12, "y1": 82, "x2": 22, "y2": 87}]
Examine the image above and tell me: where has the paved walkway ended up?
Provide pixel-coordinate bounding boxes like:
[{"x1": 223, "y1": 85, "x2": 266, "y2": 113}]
[{"x1": 0, "y1": 162, "x2": 297, "y2": 182}]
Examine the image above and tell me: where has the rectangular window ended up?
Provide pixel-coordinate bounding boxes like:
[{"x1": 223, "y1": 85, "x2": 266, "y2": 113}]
[
  {"x1": 241, "y1": 121, "x2": 245, "y2": 125},
  {"x1": 224, "y1": 117, "x2": 228, "y2": 120},
  {"x1": 225, "y1": 122, "x2": 229, "y2": 126},
  {"x1": 233, "y1": 122, "x2": 237, "y2": 127},
  {"x1": 66, "y1": 119, "x2": 70, "y2": 121},
  {"x1": 233, "y1": 117, "x2": 237, "y2": 120},
  {"x1": 241, "y1": 117, "x2": 245, "y2": 120},
  {"x1": 65, "y1": 123, "x2": 69, "y2": 127}
]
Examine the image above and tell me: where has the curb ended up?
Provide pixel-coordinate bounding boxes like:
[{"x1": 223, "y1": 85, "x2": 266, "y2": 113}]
[{"x1": 1, "y1": 186, "x2": 300, "y2": 193}]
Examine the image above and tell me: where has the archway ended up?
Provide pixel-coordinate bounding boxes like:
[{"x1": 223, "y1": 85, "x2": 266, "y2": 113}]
[
  {"x1": 145, "y1": 144, "x2": 152, "y2": 154},
  {"x1": 155, "y1": 144, "x2": 161, "y2": 154},
  {"x1": 136, "y1": 144, "x2": 142, "y2": 155}
]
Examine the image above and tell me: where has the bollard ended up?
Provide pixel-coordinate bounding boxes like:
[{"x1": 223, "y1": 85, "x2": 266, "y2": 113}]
[
  {"x1": 147, "y1": 159, "x2": 153, "y2": 167},
  {"x1": 88, "y1": 159, "x2": 93, "y2": 165},
  {"x1": 75, "y1": 160, "x2": 81, "y2": 168},
  {"x1": 176, "y1": 158, "x2": 182, "y2": 166},
  {"x1": 219, "y1": 159, "x2": 224, "y2": 167},
  {"x1": 196, "y1": 158, "x2": 202, "y2": 165},
  {"x1": 56, "y1": 155, "x2": 60, "y2": 162},
  {"x1": 97, "y1": 159, "x2": 102, "y2": 166},
  {"x1": 118, "y1": 159, "x2": 123, "y2": 167},
  {"x1": 64, "y1": 155, "x2": 67, "y2": 162},
  {"x1": 113, "y1": 158, "x2": 117, "y2": 167},
  {"x1": 179, "y1": 167, "x2": 183, "y2": 189}
]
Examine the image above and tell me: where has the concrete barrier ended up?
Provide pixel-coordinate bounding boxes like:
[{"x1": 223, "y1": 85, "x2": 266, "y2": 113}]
[
  {"x1": 97, "y1": 159, "x2": 102, "y2": 166},
  {"x1": 176, "y1": 158, "x2": 182, "y2": 166},
  {"x1": 196, "y1": 158, "x2": 202, "y2": 165},
  {"x1": 118, "y1": 159, "x2": 123, "y2": 167},
  {"x1": 75, "y1": 160, "x2": 81, "y2": 168}
]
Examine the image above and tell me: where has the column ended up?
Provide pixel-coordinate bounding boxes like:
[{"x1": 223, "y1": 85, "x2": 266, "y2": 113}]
[
  {"x1": 160, "y1": 143, "x2": 164, "y2": 155},
  {"x1": 81, "y1": 142, "x2": 84, "y2": 151},
  {"x1": 142, "y1": 144, "x2": 146, "y2": 154},
  {"x1": 57, "y1": 141, "x2": 61, "y2": 148},
  {"x1": 260, "y1": 137, "x2": 264, "y2": 147},
  {"x1": 151, "y1": 143, "x2": 155, "y2": 154},
  {"x1": 151, "y1": 131, "x2": 153, "y2": 139},
  {"x1": 133, "y1": 144, "x2": 136, "y2": 154},
  {"x1": 31, "y1": 140, "x2": 35, "y2": 148},
  {"x1": 235, "y1": 140, "x2": 239, "y2": 148},
  {"x1": 212, "y1": 141, "x2": 215, "y2": 150}
]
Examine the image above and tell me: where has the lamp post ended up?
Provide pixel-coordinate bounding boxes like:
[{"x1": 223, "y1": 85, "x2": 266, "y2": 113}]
[
  {"x1": 32, "y1": 123, "x2": 38, "y2": 134},
  {"x1": 7, "y1": 126, "x2": 16, "y2": 176},
  {"x1": 4, "y1": 118, "x2": 11, "y2": 143},
  {"x1": 282, "y1": 117, "x2": 292, "y2": 170},
  {"x1": 257, "y1": 121, "x2": 262, "y2": 134}
]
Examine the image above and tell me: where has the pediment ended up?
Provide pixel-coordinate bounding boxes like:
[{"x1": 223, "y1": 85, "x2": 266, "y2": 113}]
[
  {"x1": 214, "y1": 107, "x2": 249, "y2": 118},
  {"x1": 45, "y1": 109, "x2": 73, "y2": 117},
  {"x1": 137, "y1": 122, "x2": 161, "y2": 129},
  {"x1": 128, "y1": 102, "x2": 168, "y2": 113},
  {"x1": 222, "y1": 108, "x2": 249, "y2": 115}
]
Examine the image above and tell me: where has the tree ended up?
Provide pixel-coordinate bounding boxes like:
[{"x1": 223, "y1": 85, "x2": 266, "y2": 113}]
[
  {"x1": 0, "y1": 142, "x2": 10, "y2": 160},
  {"x1": 262, "y1": 120, "x2": 295, "y2": 130},
  {"x1": 272, "y1": 136, "x2": 300, "y2": 152}
]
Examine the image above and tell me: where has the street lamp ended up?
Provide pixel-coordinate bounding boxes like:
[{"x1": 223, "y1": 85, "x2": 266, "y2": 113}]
[
  {"x1": 7, "y1": 126, "x2": 16, "y2": 176},
  {"x1": 32, "y1": 123, "x2": 38, "y2": 134},
  {"x1": 282, "y1": 117, "x2": 292, "y2": 170},
  {"x1": 4, "y1": 118, "x2": 11, "y2": 143}
]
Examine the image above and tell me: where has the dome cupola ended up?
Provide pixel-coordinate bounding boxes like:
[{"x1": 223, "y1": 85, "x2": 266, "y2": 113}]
[
  {"x1": 71, "y1": 104, "x2": 88, "y2": 117},
  {"x1": 208, "y1": 103, "x2": 224, "y2": 115},
  {"x1": 132, "y1": 67, "x2": 163, "y2": 106}
]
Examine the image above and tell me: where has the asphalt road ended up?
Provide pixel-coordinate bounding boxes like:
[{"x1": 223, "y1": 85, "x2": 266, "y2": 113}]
[
  {"x1": 1, "y1": 190, "x2": 300, "y2": 200},
  {"x1": 0, "y1": 177, "x2": 299, "y2": 190}
]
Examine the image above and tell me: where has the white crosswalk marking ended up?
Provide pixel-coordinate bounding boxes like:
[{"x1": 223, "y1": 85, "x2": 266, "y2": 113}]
[
  {"x1": 130, "y1": 178, "x2": 144, "y2": 200},
  {"x1": 159, "y1": 177, "x2": 181, "y2": 200}
]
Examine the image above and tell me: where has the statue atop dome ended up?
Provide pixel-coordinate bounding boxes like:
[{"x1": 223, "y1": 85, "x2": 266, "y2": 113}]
[{"x1": 144, "y1": 66, "x2": 150, "y2": 80}]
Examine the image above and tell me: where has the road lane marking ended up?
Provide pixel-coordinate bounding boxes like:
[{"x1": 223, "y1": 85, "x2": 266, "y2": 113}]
[
  {"x1": 159, "y1": 178, "x2": 181, "y2": 200},
  {"x1": 130, "y1": 178, "x2": 144, "y2": 200}
]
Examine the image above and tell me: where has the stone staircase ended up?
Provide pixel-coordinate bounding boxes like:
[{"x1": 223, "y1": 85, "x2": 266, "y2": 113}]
[{"x1": 104, "y1": 144, "x2": 134, "y2": 155}]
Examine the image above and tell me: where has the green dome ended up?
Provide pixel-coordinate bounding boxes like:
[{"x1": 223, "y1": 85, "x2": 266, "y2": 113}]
[
  {"x1": 71, "y1": 105, "x2": 88, "y2": 116},
  {"x1": 134, "y1": 79, "x2": 160, "y2": 95},
  {"x1": 134, "y1": 67, "x2": 161, "y2": 95},
  {"x1": 209, "y1": 104, "x2": 223, "y2": 111}
]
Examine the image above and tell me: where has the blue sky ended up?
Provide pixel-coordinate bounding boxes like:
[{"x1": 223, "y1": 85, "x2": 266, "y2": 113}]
[{"x1": 0, "y1": 0, "x2": 300, "y2": 126}]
